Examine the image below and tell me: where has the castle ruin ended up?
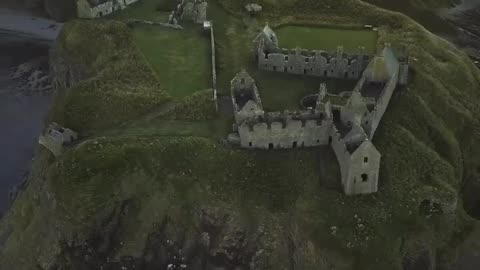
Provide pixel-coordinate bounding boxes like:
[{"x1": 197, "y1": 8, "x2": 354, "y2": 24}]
[{"x1": 228, "y1": 25, "x2": 409, "y2": 195}]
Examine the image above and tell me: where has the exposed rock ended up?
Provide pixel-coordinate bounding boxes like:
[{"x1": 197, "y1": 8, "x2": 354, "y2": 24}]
[
  {"x1": 10, "y1": 56, "x2": 52, "y2": 92},
  {"x1": 402, "y1": 249, "x2": 433, "y2": 270},
  {"x1": 245, "y1": 3, "x2": 263, "y2": 14}
]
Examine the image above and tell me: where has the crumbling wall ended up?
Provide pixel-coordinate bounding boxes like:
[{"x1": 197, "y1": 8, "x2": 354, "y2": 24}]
[
  {"x1": 329, "y1": 126, "x2": 380, "y2": 195},
  {"x1": 399, "y1": 63, "x2": 409, "y2": 85},
  {"x1": 231, "y1": 71, "x2": 264, "y2": 123},
  {"x1": 256, "y1": 40, "x2": 370, "y2": 80},
  {"x1": 238, "y1": 115, "x2": 332, "y2": 149},
  {"x1": 90, "y1": 1, "x2": 113, "y2": 18},
  {"x1": 362, "y1": 73, "x2": 398, "y2": 139},
  {"x1": 175, "y1": 0, "x2": 208, "y2": 24},
  {"x1": 344, "y1": 141, "x2": 381, "y2": 195},
  {"x1": 329, "y1": 126, "x2": 351, "y2": 188}
]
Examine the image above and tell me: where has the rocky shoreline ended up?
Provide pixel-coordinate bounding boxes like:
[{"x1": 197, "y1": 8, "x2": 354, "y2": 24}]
[
  {"x1": 0, "y1": 10, "x2": 59, "y2": 215},
  {"x1": 440, "y1": 1, "x2": 480, "y2": 67}
]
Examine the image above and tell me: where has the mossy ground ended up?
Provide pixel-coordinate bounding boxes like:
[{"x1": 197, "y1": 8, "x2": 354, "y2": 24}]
[
  {"x1": 111, "y1": 0, "x2": 213, "y2": 99},
  {"x1": 1, "y1": 0, "x2": 480, "y2": 270},
  {"x1": 51, "y1": 19, "x2": 171, "y2": 133},
  {"x1": 132, "y1": 24, "x2": 212, "y2": 98},
  {"x1": 275, "y1": 25, "x2": 378, "y2": 53}
]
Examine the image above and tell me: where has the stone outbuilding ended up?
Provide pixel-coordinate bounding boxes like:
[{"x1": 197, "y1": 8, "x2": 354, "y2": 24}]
[
  {"x1": 38, "y1": 123, "x2": 78, "y2": 157},
  {"x1": 181, "y1": 0, "x2": 208, "y2": 24},
  {"x1": 77, "y1": 0, "x2": 140, "y2": 19}
]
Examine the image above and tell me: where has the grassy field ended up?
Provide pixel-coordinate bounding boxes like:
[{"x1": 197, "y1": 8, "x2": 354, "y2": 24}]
[
  {"x1": 132, "y1": 25, "x2": 212, "y2": 98},
  {"x1": 50, "y1": 20, "x2": 171, "y2": 133},
  {"x1": 2, "y1": 0, "x2": 480, "y2": 270},
  {"x1": 110, "y1": 0, "x2": 212, "y2": 98},
  {"x1": 253, "y1": 71, "x2": 357, "y2": 110},
  {"x1": 276, "y1": 25, "x2": 378, "y2": 53}
]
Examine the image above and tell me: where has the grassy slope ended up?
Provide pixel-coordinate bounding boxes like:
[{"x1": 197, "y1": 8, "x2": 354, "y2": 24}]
[
  {"x1": 132, "y1": 25, "x2": 212, "y2": 98},
  {"x1": 1, "y1": 0, "x2": 480, "y2": 270},
  {"x1": 112, "y1": 0, "x2": 213, "y2": 99},
  {"x1": 51, "y1": 20, "x2": 171, "y2": 133}
]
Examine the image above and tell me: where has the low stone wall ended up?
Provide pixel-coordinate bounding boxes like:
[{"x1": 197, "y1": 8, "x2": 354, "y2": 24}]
[
  {"x1": 329, "y1": 126, "x2": 351, "y2": 187},
  {"x1": 127, "y1": 19, "x2": 184, "y2": 30},
  {"x1": 210, "y1": 24, "x2": 218, "y2": 112}
]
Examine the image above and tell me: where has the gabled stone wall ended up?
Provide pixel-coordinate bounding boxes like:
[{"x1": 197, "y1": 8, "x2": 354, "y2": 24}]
[
  {"x1": 329, "y1": 126, "x2": 380, "y2": 195},
  {"x1": 238, "y1": 112, "x2": 332, "y2": 149}
]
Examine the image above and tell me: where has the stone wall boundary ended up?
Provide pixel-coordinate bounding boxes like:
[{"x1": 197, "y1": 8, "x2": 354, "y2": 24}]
[
  {"x1": 127, "y1": 19, "x2": 184, "y2": 30},
  {"x1": 210, "y1": 23, "x2": 218, "y2": 112}
]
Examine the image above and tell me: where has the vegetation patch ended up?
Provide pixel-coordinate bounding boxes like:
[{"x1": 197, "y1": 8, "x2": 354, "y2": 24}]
[
  {"x1": 132, "y1": 24, "x2": 212, "y2": 98},
  {"x1": 53, "y1": 20, "x2": 170, "y2": 133},
  {"x1": 163, "y1": 89, "x2": 217, "y2": 120},
  {"x1": 275, "y1": 25, "x2": 378, "y2": 53}
]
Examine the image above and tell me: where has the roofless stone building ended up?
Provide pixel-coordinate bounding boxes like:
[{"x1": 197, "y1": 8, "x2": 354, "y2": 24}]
[{"x1": 228, "y1": 25, "x2": 409, "y2": 195}]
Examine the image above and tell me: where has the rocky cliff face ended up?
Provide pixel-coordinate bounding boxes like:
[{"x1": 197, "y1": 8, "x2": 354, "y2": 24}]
[{"x1": 49, "y1": 43, "x2": 90, "y2": 93}]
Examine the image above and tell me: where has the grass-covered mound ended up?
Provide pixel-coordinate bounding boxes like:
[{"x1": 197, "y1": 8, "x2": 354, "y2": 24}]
[
  {"x1": 51, "y1": 20, "x2": 171, "y2": 133},
  {"x1": 1, "y1": 0, "x2": 480, "y2": 270}
]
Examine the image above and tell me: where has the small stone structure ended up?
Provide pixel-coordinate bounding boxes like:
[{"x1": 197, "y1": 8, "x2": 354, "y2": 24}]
[
  {"x1": 245, "y1": 3, "x2": 263, "y2": 14},
  {"x1": 38, "y1": 123, "x2": 78, "y2": 157},
  {"x1": 127, "y1": 19, "x2": 184, "y2": 30},
  {"x1": 169, "y1": 0, "x2": 208, "y2": 25},
  {"x1": 228, "y1": 25, "x2": 409, "y2": 195},
  {"x1": 77, "y1": 0, "x2": 140, "y2": 19}
]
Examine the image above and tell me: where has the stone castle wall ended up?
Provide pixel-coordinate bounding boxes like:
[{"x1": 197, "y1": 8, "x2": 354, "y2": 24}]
[
  {"x1": 238, "y1": 113, "x2": 331, "y2": 149},
  {"x1": 362, "y1": 72, "x2": 399, "y2": 139},
  {"x1": 329, "y1": 126, "x2": 351, "y2": 186},
  {"x1": 329, "y1": 126, "x2": 380, "y2": 195},
  {"x1": 257, "y1": 41, "x2": 371, "y2": 80}
]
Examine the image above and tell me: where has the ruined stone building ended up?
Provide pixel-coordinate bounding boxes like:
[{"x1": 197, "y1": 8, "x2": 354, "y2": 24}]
[
  {"x1": 77, "y1": 0, "x2": 140, "y2": 19},
  {"x1": 169, "y1": 0, "x2": 208, "y2": 25},
  {"x1": 228, "y1": 25, "x2": 409, "y2": 195},
  {"x1": 39, "y1": 123, "x2": 78, "y2": 157},
  {"x1": 254, "y1": 24, "x2": 409, "y2": 85}
]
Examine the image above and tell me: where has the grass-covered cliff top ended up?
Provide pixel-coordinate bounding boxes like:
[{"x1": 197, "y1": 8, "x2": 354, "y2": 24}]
[
  {"x1": 51, "y1": 20, "x2": 171, "y2": 133},
  {"x1": 1, "y1": 1, "x2": 480, "y2": 270}
]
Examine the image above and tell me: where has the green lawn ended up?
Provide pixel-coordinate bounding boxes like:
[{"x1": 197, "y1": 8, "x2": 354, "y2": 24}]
[
  {"x1": 253, "y1": 71, "x2": 356, "y2": 111},
  {"x1": 132, "y1": 24, "x2": 212, "y2": 98},
  {"x1": 276, "y1": 25, "x2": 378, "y2": 53},
  {"x1": 110, "y1": 0, "x2": 212, "y2": 99}
]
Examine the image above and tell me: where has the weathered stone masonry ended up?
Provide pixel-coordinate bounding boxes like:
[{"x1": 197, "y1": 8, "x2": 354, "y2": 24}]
[
  {"x1": 254, "y1": 25, "x2": 372, "y2": 80},
  {"x1": 228, "y1": 25, "x2": 409, "y2": 195}
]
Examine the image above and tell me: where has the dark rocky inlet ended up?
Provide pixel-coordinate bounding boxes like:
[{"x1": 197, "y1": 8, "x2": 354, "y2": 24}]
[{"x1": 0, "y1": 9, "x2": 61, "y2": 216}]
